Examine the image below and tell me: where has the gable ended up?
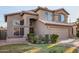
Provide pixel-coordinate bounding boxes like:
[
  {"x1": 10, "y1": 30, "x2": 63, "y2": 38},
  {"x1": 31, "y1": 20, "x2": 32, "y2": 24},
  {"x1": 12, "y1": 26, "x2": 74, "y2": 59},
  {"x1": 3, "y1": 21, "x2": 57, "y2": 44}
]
[
  {"x1": 53, "y1": 9, "x2": 69, "y2": 15},
  {"x1": 34, "y1": 7, "x2": 69, "y2": 15}
]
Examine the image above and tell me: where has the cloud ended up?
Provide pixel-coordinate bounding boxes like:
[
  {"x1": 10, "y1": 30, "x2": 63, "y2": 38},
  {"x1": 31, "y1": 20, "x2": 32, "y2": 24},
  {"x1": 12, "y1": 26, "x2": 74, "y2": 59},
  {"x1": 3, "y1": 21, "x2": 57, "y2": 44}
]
[{"x1": 0, "y1": 23, "x2": 7, "y2": 27}]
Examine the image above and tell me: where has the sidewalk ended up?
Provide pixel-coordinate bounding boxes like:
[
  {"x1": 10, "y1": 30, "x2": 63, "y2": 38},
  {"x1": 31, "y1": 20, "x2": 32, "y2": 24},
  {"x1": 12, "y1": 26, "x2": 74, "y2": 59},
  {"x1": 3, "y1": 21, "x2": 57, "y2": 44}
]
[
  {"x1": 48, "y1": 39, "x2": 75, "y2": 48},
  {"x1": 64, "y1": 39, "x2": 79, "y2": 53}
]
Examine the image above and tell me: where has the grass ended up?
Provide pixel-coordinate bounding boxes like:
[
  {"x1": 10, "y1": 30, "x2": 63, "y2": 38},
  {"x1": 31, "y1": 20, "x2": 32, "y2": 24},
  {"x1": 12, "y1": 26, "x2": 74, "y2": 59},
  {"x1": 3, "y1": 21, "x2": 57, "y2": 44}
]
[
  {"x1": 34, "y1": 44, "x2": 69, "y2": 53},
  {"x1": 0, "y1": 44, "x2": 34, "y2": 53},
  {"x1": 0, "y1": 43, "x2": 77, "y2": 53},
  {"x1": 48, "y1": 45, "x2": 68, "y2": 53}
]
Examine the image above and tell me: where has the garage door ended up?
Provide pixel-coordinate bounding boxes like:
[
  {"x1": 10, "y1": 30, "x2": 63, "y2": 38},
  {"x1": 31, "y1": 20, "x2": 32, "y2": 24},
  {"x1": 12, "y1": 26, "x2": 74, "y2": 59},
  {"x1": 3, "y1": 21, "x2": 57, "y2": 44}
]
[{"x1": 49, "y1": 28, "x2": 69, "y2": 40}]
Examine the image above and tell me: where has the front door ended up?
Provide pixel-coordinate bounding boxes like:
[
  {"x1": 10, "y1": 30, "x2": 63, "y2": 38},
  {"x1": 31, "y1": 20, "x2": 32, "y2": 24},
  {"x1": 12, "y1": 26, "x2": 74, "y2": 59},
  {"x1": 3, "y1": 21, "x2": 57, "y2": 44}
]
[{"x1": 29, "y1": 18, "x2": 36, "y2": 34}]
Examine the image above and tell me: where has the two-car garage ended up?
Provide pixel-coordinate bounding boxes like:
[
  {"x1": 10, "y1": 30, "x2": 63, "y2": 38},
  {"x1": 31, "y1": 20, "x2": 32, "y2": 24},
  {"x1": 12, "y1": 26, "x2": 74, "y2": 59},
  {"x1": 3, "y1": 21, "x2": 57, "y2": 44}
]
[{"x1": 47, "y1": 25, "x2": 73, "y2": 40}]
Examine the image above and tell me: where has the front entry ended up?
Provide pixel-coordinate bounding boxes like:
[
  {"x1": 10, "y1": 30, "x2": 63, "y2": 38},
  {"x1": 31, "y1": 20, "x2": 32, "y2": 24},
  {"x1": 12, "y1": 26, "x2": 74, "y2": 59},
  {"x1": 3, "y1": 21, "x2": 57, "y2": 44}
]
[{"x1": 29, "y1": 18, "x2": 36, "y2": 34}]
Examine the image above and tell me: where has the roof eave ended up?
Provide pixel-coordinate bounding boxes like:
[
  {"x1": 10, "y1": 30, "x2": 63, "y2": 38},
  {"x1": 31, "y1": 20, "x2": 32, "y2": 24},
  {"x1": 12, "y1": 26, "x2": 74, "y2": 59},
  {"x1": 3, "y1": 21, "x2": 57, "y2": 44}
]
[
  {"x1": 45, "y1": 23, "x2": 73, "y2": 27},
  {"x1": 53, "y1": 8, "x2": 70, "y2": 15},
  {"x1": 4, "y1": 11, "x2": 38, "y2": 22}
]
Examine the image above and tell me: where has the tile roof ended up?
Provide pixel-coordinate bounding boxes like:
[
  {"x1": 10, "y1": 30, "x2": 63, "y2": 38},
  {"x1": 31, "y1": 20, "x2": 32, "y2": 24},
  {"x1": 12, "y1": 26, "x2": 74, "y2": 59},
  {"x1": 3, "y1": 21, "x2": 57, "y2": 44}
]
[{"x1": 39, "y1": 19, "x2": 74, "y2": 26}]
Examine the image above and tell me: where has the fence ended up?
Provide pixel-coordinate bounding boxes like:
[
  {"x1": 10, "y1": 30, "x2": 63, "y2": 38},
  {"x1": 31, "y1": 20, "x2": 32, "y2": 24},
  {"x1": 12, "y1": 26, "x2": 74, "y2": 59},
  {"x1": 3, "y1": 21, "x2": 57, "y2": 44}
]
[{"x1": 0, "y1": 30, "x2": 7, "y2": 40}]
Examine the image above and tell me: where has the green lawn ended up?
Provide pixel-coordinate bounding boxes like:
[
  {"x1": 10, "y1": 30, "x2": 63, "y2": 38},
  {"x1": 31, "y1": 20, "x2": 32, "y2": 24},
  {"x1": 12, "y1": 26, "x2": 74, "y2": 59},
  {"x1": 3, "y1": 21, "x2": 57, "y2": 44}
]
[
  {"x1": 34, "y1": 44, "x2": 69, "y2": 53},
  {"x1": 0, "y1": 44, "x2": 34, "y2": 53},
  {"x1": 0, "y1": 43, "x2": 77, "y2": 53}
]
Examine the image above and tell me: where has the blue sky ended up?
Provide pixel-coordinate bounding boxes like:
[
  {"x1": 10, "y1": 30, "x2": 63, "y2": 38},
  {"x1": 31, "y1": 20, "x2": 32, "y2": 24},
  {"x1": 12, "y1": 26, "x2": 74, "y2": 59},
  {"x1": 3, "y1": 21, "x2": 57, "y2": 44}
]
[{"x1": 0, "y1": 6, "x2": 79, "y2": 27}]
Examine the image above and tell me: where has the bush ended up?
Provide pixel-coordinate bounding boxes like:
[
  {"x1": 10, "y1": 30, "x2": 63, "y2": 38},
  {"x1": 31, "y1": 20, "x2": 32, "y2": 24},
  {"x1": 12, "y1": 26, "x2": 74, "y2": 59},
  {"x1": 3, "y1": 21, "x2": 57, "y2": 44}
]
[
  {"x1": 27, "y1": 33, "x2": 37, "y2": 44},
  {"x1": 27, "y1": 33, "x2": 59, "y2": 44},
  {"x1": 44, "y1": 34, "x2": 49, "y2": 43},
  {"x1": 38, "y1": 35, "x2": 46, "y2": 44},
  {"x1": 76, "y1": 31, "x2": 79, "y2": 38},
  {"x1": 50, "y1": 34, "x2": 59, "y2": 43}
]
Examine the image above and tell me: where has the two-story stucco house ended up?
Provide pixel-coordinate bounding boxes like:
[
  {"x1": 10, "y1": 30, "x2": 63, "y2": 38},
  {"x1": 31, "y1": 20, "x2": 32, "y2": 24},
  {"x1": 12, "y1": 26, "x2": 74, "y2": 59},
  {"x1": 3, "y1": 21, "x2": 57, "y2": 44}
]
[{"x1": 4, "y1": 7, "x2": 74, "y2": 41}]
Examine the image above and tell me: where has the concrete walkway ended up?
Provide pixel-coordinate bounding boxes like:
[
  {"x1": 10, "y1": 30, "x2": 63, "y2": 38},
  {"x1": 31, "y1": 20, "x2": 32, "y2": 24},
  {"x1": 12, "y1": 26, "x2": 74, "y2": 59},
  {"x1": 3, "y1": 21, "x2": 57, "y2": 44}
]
[
  {"x1": 48, "y1": 39, "x2": 75, "y2": 48},
  {"x1": 64, "y1": 39, "x2": 79, "y2": 53}
]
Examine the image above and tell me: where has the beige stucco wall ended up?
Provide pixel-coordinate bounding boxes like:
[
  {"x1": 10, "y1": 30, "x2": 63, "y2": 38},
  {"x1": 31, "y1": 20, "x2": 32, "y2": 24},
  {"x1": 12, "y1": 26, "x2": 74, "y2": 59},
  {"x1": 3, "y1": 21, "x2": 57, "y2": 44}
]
[
  {"x1": 36, "y1": 10, "x2": 46, "y2": 20},
  {"x1": 7, "y1": 14, "x2": 22, "y2": 38},
  {"x1": 23, "y1": 14, "x2": 38, "y2": 38},
  {"x1": 34, "y1": 20, "x2": 49, "y2": 36},
  {"x1": 7, "y1": 13, "x2": 38, "y2": 38}
]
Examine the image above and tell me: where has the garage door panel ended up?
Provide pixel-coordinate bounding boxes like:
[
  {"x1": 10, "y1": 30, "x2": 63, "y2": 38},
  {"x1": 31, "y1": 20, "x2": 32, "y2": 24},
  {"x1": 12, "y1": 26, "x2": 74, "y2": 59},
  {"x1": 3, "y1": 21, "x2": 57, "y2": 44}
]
[{"x1": 49, "y1": 28, "x2": 68, "y2": 40}]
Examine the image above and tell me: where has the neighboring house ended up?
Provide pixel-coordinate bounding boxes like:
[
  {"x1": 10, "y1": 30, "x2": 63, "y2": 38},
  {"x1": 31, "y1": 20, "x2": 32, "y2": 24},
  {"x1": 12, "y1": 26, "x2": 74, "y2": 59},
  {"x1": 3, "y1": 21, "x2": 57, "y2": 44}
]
[{"x1": 4, "y1": 7, "x2": 74, "y2": 41}]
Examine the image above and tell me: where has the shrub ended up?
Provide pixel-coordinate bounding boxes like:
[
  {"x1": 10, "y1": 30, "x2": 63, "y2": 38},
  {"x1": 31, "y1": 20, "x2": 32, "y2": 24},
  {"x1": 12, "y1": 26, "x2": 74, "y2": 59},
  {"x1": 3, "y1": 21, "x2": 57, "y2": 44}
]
[
  {"x1": 27, "y1": 33, "x2": 33, "y2": 42},
  {"x1": 38, "y1": 35, "x2": 46, "y2": 44},
  {"x1": 27, "y1": 33, "x2": 37, "y2": 44},
  {"x1": 45, "y1": 34, "x2": 50, "y2": 43},
  {"x1": 27, "y1": 33, "x2": 59, "y2": 44},
  {"x1": 50, "y1": 34, "x2": 59, "y2": 43},
  {"x1": 76, "y1": 31, "x2": 79, "y2": 38}
]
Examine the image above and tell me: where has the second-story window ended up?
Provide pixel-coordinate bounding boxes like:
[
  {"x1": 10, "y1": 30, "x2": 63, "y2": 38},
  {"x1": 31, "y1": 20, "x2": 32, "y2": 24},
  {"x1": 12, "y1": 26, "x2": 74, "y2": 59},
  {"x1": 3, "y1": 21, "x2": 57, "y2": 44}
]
[
  {"x1": 13, "y1": 20, "x2": 20, "y2": 26},
  {"x1": 20, "y1": 19, "x2": 24, "y2": 25},
  {"x1": 44, "y1": 11, "x2": 48, "y2": 20},
  {"x1": 48, "y1": 12, "x2": 53, "y2": 21},
  {"x1": 59, "y1": 14, "x2": 65, "y2": 22},
  {"x1": 44, "y1": 11, "x2": 53, "y2": 21}
]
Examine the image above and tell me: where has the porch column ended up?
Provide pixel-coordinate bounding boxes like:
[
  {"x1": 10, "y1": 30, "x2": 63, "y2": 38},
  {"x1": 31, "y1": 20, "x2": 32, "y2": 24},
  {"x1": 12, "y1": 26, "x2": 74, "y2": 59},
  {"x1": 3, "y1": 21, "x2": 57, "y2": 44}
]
[{"x1": 23, "y1": 15, "x2": 29, "y2": 38}]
